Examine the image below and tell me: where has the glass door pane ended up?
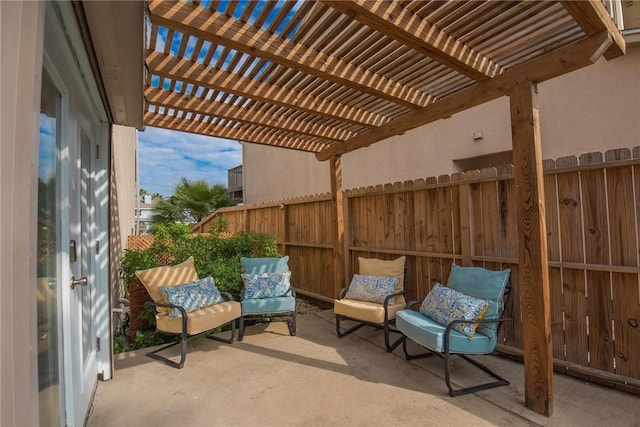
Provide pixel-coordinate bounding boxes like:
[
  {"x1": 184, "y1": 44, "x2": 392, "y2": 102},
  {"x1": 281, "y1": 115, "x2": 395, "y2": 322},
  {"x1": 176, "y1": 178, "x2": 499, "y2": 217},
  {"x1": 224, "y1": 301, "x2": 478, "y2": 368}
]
[{"x1": 38, "y1": 70, "x2": 62, "y2": 426}]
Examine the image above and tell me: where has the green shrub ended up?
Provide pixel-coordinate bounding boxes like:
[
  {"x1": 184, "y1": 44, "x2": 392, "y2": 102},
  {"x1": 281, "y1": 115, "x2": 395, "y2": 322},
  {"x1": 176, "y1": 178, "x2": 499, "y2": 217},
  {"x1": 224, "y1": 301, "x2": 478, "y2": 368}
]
[{"x1": 115, "y1": 226, "x2": 280, "y2": 353}]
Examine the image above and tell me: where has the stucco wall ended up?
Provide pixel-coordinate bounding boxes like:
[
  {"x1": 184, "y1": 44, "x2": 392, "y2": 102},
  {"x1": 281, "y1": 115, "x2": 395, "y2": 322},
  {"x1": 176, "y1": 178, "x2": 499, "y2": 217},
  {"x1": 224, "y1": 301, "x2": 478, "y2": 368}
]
[
  {"x1": 243, "y1": 143, "x2": 330, "y2": 203},
  {"x1": 243, "y1": 46, "x2": 640, "y2": 203},
  {"x1": 109, "y1": 125, "x2": 138, "y2": 310}
]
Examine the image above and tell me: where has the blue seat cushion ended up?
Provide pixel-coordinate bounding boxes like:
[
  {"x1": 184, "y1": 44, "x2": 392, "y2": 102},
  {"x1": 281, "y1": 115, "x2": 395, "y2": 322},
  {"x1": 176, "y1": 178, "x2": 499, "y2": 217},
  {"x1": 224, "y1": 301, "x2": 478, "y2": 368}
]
[
  {"x1": 396, "y1": 309, "x2": 495, "y2": 354},
  {"x1": 241, "y1": 295, "x2": 296, "y2": 315}
]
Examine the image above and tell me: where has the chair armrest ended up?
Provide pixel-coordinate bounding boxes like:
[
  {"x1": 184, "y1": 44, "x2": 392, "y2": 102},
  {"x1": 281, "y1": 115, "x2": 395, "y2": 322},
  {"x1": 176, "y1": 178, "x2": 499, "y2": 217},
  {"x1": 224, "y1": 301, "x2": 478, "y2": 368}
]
[
  {"x1": 144, "y1": 300, "x2": 187, "y2": 318},
  {"x1": 445, "y1": 316, "x2": 514, "y2": 333},
  {"x1": 337, "y1": 287, "x2": 348, "y2": 300},
  {"x1": 220, "y1": 291, "x2": 235, "y2": 302},
  {"x1": 144, "y1": 301, "x2": 188, "y2": 336},
  {"x1": 290, "y1": 286, "x2": 296, "y2": 297},
  {"x1": 404, "y1": 300, "x2": 422, "y2": 310},
  {"x1": 443, "y1": 316, "x2": 514, "y2": 352},
  {"x1": 383, "y1": 289, "x2": 407, "y2": 307}
]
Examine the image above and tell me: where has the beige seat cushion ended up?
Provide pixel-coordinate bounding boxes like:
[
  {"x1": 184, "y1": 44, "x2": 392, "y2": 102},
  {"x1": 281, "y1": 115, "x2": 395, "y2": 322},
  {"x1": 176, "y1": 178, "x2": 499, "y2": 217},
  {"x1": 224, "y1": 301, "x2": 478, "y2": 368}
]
[
  {"x1": 334, "y1": 298, "x2": 404, "y2": 324},
  {"x1": 136, "y1": 257, "x2": 199, "y2": 316},
  {"x1": 156, "y1": 300, "x2": 242, "y2": 335},
  {"x1": 358, "y1": 256, "x2": 406, "y2": 304}
]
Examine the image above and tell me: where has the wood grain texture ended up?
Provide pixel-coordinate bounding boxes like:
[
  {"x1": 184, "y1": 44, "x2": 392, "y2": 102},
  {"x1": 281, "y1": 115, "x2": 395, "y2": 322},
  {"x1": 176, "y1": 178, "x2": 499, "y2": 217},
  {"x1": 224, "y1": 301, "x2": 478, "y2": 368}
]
[{"x1": 510, "y1": 80, "x2": 553, "y2": 416}]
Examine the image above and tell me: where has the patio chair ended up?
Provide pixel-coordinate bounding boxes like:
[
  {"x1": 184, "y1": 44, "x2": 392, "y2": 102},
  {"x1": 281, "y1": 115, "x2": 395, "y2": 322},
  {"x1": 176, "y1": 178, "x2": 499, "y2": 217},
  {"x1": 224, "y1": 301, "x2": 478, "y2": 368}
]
[
  {"x1": 135, "y1": 257, "x2": 241, "y2": 369},
  {"x1": 396, "y1": 264, "x2": 512, "y2": 396},
  {"x1": 238, "y1": 256, "x2": 296, "y2": 340},
  {"x1": 334, "y1": 256, "x2": 407, "y2": 352}
]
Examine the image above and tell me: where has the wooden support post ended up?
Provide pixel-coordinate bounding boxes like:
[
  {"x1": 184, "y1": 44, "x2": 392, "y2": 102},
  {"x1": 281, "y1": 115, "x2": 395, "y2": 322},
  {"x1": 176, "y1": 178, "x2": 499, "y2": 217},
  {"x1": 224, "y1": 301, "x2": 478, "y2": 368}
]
[
  {"x1": 330, "y1": 155, "x2": 346, "y2": 295},
  {"x1": 510, "y1": 80, "x2": 554, "y2": 416}
]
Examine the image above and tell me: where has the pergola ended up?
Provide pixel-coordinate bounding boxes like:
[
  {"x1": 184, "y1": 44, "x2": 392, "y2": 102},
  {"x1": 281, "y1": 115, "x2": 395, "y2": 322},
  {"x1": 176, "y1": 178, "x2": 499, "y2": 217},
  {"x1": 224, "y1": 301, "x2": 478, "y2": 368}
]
[{"x1": 126, "y1": 0, "x2": 627, "y2": 416}]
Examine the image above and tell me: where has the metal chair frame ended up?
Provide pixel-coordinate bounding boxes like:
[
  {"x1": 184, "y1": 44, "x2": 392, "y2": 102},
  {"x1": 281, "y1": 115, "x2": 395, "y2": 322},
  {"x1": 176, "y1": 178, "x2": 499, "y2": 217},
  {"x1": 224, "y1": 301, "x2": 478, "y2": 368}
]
[
  {"x1": 238, "y1": 287, "x2": 297, "y2": 341},
  {"x1": 335, "y1": 288, "x2": 407, "y2": 352},
  {"x1": 145, "y1": 291, "x2": 237, "y2": 369},
  {"x1": 402, "y1": 282, "x2": 513, "y2": 396}
]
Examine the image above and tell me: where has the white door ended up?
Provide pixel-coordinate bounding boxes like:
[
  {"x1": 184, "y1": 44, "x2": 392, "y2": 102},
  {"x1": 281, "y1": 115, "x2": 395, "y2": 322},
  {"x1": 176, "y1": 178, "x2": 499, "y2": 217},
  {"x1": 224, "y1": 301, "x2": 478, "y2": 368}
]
[
  {"x1": 42, "y1": 3, "x2": 108, "y2": 425},
  {"x1": 64, "y1": 126, "x2": 99, "y2": 425}
]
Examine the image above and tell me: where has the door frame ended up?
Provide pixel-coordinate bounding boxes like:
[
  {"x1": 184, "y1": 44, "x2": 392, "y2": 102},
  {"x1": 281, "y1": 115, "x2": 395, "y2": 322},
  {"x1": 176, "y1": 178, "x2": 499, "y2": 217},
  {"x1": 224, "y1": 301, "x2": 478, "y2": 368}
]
[{"x1": 43, "y1": 2, "x2": 112, "y2": 425}]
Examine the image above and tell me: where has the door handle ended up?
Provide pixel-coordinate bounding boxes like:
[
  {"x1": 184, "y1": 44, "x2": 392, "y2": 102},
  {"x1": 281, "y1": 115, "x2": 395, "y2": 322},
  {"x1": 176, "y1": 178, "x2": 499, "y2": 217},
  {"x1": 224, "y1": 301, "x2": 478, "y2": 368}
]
[{"x1": 70, "y1": 276, "x2": 88, "y2": 290}]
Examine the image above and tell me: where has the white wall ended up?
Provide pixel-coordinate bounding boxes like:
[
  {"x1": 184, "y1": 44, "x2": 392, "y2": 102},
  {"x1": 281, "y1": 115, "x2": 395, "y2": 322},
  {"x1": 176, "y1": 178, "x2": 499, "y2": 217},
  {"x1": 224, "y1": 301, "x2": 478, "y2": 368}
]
[
  {"x1": 242, "y1": 46, "x2": 640, "y2": 202},
  {"x1": 0, "y1": 2, "x2": 45, "y2": 426}
]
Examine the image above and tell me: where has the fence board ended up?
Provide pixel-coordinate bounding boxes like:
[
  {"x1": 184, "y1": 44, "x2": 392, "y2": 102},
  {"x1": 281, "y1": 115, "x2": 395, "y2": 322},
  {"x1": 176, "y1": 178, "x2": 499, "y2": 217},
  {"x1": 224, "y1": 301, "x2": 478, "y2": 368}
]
[
  {"x1": 562, "y1": 268, "x2": 588, "y2": 366},
  {"x1": 612, "y1": 273, "x2": 640, "y2": 378},
  {"x1": 481, "y1": 181, "x2": 500, "y2": 258},
  {"x1": 586, "y1": 271, "x2": 614, "y2": 372},
  {"x1": 607, "y1": 166, "x2": 638, "y2": 267},
  {"x1": 470, "y1": 182, "x2": 484, "y2": 256},
  {"x1": 549, "y1": 268, "x2": 564, "y2": 359},
  {"x1": 582, "y1": 169, "x2": 610, "y2": 264},
  {"x1": 499, "y1": 179, "x2": 519, "y2": 259},
  {"x1": 557, "y1": 171, "x2": 584, "y2": 263},
  {"x1": 544, "y1": 173, "x2": 560, "y2": 262}
]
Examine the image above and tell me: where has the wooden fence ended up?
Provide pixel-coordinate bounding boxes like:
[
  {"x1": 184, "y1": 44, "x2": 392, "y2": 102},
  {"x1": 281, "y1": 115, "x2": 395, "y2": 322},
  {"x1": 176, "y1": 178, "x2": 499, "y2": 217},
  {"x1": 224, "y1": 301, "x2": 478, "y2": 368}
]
[{"x1": 197, "y1": 147, "x2": 640, "y2": 393}]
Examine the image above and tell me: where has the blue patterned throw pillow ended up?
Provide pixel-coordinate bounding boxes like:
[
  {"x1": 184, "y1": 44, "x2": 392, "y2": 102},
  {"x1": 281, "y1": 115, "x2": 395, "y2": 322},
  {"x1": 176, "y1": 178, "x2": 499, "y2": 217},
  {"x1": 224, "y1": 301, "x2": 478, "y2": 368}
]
[
  {"x1": 159, "y1": 276, "x2": 224, "y2": 318},
  {"x1": 345, "y1": 274, "x2": 398, "y2": 304},
  {"x1": 241, "y1": 271, "x2": 291, "y2": 299},
  {"x1": 419, "y1": 283, "x2": 490, "y2": 338}
]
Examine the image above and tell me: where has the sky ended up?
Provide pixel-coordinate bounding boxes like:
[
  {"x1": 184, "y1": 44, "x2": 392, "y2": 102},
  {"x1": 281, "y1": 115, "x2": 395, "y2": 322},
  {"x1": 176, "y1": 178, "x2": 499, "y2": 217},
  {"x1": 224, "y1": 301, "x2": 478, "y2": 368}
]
[{"x1": 137, "y1": 126, "x2": 242, "y2": 197}]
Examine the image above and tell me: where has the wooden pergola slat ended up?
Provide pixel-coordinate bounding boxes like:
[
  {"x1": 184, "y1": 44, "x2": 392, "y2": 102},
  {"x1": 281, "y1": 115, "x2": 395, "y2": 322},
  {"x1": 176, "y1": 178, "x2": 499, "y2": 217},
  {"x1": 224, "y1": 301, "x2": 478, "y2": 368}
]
[
  {"x1": 145, "y1": 110, "x2": 327, "y2": 152},
  {"x1": 145, "y1": 87, "x2": 351, "y2": 142},
  {"x1": 146, "y1": 50, "x2": 385, "y2": 128},
  {"x1": 149, "y1": 0, "x2": 434, "y2": 109},
  {"x1": 316, "y1": 31, "x2": 613, "y2": 160},
  {"x1": 323, "y1": 0, "x2": 504, "y2": 81}
]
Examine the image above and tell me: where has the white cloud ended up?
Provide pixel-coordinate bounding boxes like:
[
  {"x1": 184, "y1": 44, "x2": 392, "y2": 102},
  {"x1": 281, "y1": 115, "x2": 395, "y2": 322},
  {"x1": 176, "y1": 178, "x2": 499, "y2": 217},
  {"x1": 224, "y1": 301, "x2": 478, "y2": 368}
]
[{"x1": 138, "y1": 127, "x2": 242, "y2": 197}]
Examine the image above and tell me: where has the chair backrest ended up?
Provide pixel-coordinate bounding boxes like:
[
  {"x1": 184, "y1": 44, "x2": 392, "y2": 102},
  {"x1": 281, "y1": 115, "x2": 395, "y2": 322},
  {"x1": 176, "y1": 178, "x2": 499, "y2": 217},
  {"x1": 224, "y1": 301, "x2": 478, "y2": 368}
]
[
  {"x1": 240, "y1": 256, "x2": 293, "y2": 298},
  {"x1": 240, "y1": 256, "x2": 289, "y2": 274},
  {"x1": 446, "y1": 264, "x2": 511, "y2": 340},
  {"x1": 357, "y1": 256, "x2": 406, "y2": 304}
]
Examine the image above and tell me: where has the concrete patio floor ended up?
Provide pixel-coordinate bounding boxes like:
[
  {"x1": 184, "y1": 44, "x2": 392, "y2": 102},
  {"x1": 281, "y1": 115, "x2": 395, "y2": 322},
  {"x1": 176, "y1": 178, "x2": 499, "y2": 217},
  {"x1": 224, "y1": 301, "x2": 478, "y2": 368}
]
[{"x1": 88, "y1": 310, "x2": 640, "y2": 426}]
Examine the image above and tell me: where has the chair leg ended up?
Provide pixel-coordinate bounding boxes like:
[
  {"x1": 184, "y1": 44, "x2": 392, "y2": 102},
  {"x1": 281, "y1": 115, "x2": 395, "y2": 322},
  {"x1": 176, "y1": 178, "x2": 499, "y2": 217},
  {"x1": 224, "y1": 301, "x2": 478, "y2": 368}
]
[
  {"x1": 206, "y1": 319, "x2": 236, "y2": 345},
  {"x1": 401, "y1": 336, "x2": 437, "y2": 361},
  {"x1": 444, "y1": 353, "x2": 510, "y2": 397},
  {"x1": 238, "y1": 315, "x2": 245, "y2": 341},
  {"x1": 146, "y1": 331, "x2": 188, "y2": 369},
  {"x1": 287, "y1": 310, "x2": 297, "y2": 336},
  {"x1": 335, "y1": 315, "x2": 367, "y2": 338},
  {"x1": 383, "y1": 322, "x2": 404, "y2": 352}
]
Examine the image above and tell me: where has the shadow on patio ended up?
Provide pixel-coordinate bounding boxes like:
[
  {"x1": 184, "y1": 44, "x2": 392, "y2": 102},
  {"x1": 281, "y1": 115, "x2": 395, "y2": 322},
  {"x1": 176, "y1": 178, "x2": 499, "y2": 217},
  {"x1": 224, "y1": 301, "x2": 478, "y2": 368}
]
[{"x1": 88, "y1": 310, "x2": 639, "y2": 427}]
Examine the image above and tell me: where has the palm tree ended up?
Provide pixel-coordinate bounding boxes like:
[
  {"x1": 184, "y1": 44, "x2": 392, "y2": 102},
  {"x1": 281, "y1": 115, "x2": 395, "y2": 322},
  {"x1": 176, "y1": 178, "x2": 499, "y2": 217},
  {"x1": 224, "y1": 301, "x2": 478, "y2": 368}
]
[{"x1": 151, "y1": 178, "x2": 236, "y2": 226}]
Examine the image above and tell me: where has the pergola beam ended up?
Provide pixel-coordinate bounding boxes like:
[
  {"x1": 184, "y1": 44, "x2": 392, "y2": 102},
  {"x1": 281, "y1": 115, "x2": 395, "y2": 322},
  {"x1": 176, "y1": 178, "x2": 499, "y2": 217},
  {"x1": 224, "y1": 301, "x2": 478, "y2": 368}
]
[
  {"x1": 316, "y1": 31, "x2": 612, "y2": 161},
  {"x1": 146, "y1": 50, "x2": 383, "y2": 128},
  {"x1": 144, "y1": 111, "x2": 327, "y2": 152},
  {"x1": 323, "y1": 0, "x2": 503, "y2": 81},
  {"x1": 149, "y1": 0, "x2": 433, "y2": 109},
  {"x1": 145, "y1": 87, "x2": 351, "y2": 143},
  {"x1": 560, "y1": 0, "x2": 625, "y2": 59}
]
